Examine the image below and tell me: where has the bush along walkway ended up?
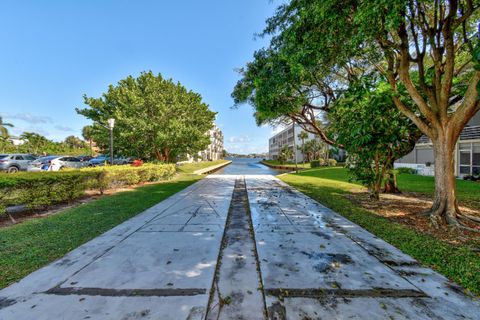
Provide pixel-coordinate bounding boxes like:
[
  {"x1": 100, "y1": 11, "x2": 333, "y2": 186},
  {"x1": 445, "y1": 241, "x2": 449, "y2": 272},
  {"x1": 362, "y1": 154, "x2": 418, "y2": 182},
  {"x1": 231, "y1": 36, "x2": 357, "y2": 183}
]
[
  {"x1": 1, "y1": 175, "x2": 479, "y2": 319},
  {"x1": 0, "y1": 164, "x2": 177, "y2": 223}
]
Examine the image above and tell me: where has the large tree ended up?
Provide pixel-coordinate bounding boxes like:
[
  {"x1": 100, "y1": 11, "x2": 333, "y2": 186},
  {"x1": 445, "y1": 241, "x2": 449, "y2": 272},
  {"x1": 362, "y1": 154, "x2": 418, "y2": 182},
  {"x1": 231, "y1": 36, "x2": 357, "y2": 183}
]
[
  {"x1": 330, "y1": 76, "x2": 421, "y2": 199},
  {"x1": 64, "y1": 135, "x2": 86, "y2": 149},
  {"x1": 232, "y1": 49, "x2": 340, "y2": 145},
  {"x1": 260, "y1": 0, "x2": 480, "y2": 227},
  {"x1": 76, "y1": 71, "x2": 216, "y2": 162}
]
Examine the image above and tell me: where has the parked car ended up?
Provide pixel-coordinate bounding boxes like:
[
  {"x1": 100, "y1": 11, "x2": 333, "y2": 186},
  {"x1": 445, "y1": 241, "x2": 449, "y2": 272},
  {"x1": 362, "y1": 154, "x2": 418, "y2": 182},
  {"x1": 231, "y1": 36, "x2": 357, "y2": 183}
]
[
  {"x1": 88, "y1": 156, "x2": 129, "y2": 167},
  {"x1": 0, "y1": 154, "x2": 37, "y2": 173},
  {"x1": 77, "y1": 155, "x2": 93, "y2": 162},
  {"x1": 27, "y1": 156, "x2": 88, "y2": 172},
  {"x1": 88, "y1": 156, "x2": 108, "y2": 167}
]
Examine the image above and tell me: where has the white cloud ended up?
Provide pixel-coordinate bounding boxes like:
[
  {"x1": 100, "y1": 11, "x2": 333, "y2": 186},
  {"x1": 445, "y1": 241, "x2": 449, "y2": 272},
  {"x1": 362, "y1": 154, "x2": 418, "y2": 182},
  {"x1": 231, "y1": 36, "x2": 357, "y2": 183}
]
[
  {"x1": 0, "y1": 112, "x2": 53, "y2": 124},
  {"x1": 227, "y1": 135, "x2": 253, "y2": 143},
  {"x1": 224, "y1": 141, "x2": 268, "y2": 154},
  {"x1": 10, "y1": 126, "x2": 50, "y2": 137},
  {"x1": 54, "y1": 125, "x2": 75, "y2": 132}
]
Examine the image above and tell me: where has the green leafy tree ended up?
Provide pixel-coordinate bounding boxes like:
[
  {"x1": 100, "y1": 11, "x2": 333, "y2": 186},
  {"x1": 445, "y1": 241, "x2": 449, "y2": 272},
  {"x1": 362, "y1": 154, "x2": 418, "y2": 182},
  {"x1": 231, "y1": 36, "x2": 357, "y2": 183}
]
[
  {"x1": 330, "y1": 77, "x2": 421, "y2": 199},
  {"x1": 64, "y1": 135, "x2": 86, "y2": 149},
  {"x1": 76, "y1": 71, "x2": 216, "y2": 162},
  {"x1": 261, "y1": 0, "x2": 480, "y2": 226},
  {"x1": 232, "y1": 49, "x2": 339, "y2": 146}
]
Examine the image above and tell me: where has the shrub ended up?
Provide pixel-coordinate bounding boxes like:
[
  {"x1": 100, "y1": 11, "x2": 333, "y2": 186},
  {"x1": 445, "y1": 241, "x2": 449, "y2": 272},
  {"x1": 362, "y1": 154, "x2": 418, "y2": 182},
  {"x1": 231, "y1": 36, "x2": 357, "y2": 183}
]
[
  {"x1": 0, "y1": 171, "x2": 99, "y2": 221},
  {"x1": 310, "y1": 160, "x2": 321, "y2": 168},
  {"x1": 327, "y1": 159, "x2": 337, "y2": 166},
  {"x1": 396, "y1": 167, "x2": 417, "y2": 175},
  {"x1": 81, "y1": 164, "x2": 176, "y2": 193},
  {"x1": 311, "y1": 159, "x2": 327, "y2": 167},
  {"x1": 0, "y1": 164, "x2": 176, "y2": 217}
]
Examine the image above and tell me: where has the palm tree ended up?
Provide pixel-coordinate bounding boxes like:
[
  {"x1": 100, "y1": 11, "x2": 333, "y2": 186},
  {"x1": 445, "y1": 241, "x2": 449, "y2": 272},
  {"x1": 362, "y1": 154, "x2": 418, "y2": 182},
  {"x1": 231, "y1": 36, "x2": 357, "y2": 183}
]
[
  {"x1": 0, "y1": 116, "x2": 13, "y2": 139},
  {"x1": 20, "y1": 132, "x2": 49, "y2": 155},
  {"x1": 298, "y1": 131, "x2": 308, "y2": 167},
  {"x1": 82, "y1": 125, "x2": 94, "y2": 155},
  {"x1": 279, "y1": 146, "x2": 294, "y2": 164}
]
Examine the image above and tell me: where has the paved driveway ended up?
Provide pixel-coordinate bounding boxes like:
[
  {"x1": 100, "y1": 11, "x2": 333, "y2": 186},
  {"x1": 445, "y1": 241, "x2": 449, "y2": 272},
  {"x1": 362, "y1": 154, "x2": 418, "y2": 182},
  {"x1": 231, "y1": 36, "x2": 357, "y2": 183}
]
[{"x1": 0, "y1": 175, "x2": 479, "y2": 319}]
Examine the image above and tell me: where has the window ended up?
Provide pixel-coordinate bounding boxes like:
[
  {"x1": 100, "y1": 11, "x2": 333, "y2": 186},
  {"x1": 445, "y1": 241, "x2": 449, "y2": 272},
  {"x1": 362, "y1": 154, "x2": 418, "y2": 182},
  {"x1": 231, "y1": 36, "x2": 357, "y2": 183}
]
[
  {"x1": 472, "y1": 143, "x2": 480, "y2": 175},
  {"x1": 460, "y1": 150, "x2": 471, "y2": 165},
  {"x1": 14, "y1": 156, "x2": 24, "y2": 160},
  {"x1": 458, "y1": 142, "x2": 480, "y2": 176}
]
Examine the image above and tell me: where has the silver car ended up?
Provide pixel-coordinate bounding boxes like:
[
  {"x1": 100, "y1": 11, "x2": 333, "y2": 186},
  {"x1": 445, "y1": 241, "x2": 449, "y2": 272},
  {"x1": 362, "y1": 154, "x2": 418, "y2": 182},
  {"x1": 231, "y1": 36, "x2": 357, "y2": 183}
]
[
  {"x1": 27, "y1": 156, "x2": 87, "y2": 172},
  {"x1": 0, "y1": 154, "x2": 37, "y2": 173}
]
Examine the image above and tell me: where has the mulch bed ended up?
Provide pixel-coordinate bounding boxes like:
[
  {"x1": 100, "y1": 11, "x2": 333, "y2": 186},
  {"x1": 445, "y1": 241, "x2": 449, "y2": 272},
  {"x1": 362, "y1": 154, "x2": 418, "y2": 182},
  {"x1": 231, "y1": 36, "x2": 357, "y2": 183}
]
[{"x1": 344, "y1": 190, "x2": 480, "y2": 250}]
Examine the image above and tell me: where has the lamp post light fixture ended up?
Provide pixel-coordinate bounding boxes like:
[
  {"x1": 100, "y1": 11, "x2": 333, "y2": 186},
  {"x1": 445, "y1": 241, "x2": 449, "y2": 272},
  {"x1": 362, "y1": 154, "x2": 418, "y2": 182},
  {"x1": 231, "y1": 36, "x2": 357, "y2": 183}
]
[{"x1": 107, "y1": 118, "x2": 115, "y2": 165}]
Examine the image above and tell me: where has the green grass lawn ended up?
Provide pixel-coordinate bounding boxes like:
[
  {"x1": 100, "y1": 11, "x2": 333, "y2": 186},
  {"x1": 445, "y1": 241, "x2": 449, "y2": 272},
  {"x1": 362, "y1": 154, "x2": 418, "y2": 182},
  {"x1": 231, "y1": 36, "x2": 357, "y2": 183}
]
[
  {"x1": 279, "y1": 167, "x2": 480, "y2": 296},
  {"x1": 177, "y1": 159, "x2": 229, "y2": 173},
  {"x1": 262, "y1": 159, "x2": 311, "y2": 169},
  {"x1": 294, "y1": 166, "x2": 480, "y2": 207},
  {"x1": 0, "y1": 173, "x2": 202, "y2": 289}
]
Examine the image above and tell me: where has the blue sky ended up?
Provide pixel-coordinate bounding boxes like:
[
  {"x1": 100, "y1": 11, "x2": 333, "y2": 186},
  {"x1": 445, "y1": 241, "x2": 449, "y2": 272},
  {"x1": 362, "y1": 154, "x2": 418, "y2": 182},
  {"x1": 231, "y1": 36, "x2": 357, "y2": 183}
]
[{"x1": 0, "y1": 0, "x2": 282, "y2": 154}]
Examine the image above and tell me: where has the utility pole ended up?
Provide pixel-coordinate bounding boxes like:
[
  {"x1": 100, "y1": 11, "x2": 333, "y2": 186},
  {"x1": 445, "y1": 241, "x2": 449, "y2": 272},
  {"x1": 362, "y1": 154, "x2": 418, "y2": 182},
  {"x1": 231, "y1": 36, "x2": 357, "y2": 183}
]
[{"x1": 107, "y1": 118, "x2": 115, "y2": 165}]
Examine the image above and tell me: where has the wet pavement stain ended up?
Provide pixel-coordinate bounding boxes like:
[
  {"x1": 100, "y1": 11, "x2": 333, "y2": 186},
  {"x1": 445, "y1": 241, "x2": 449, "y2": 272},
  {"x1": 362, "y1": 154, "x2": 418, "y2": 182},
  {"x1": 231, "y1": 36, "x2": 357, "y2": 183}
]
[{"x1": 300, "y1": 251, "x2": 353, "y2": 273}]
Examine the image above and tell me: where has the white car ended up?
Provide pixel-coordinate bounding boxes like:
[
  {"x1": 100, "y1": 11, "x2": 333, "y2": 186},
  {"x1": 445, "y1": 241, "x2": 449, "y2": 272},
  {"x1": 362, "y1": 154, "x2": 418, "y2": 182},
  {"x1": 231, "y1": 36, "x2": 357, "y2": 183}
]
[{"x1": 27, "y1": 156, "x2": 87, "y2": 172}]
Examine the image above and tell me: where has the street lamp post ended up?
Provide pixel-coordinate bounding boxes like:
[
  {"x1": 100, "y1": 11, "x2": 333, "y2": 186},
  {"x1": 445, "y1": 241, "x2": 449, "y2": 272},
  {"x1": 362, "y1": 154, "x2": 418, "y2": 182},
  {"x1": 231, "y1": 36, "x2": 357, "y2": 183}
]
[
  {"x1": 292, "y1": 120, "x2": 298, "y2": 173},
  {"x1": 107, "y1": 118, "x2": 115, "y2": 165}
]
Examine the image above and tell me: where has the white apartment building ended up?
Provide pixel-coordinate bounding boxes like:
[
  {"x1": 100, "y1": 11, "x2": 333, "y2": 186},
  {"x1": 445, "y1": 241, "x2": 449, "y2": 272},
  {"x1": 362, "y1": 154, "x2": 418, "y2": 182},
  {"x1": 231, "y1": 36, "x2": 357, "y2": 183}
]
[
  {"x1": 198, "y1": 125, "x2": 224, "y2": 161},
  {"x1": 7, "y1": 136, "x2": 25, "y2": 146},
  {"x1": 268, "y1": 124, "x2": 316, "y2": 163},
  {"x1": 396, "y1": 112, "x2": 480, "y2": 177}
]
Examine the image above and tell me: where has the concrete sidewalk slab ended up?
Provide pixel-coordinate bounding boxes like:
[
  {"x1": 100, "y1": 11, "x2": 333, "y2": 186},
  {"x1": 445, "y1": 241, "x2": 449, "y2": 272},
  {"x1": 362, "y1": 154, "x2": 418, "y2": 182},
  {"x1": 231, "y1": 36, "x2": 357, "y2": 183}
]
[
  {"x1": 1, "y1": 173, "x2": 480, "y2": 319},
  {"x1": 0, "y1": 176, "x2": 236, "y2": 320},
  {"x1": 245, "y1": 175, "x2": 480, "y2": 319}
]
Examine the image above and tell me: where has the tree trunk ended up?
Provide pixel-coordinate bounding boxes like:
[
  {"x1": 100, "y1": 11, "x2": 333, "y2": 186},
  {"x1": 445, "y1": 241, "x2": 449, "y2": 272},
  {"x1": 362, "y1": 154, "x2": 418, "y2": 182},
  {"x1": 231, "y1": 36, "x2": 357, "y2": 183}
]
[
  {"x1": 154, "y1": 149, "x2": 163, "y2": 161},
  {"x1": 369, "y1": 155, "x2": 381, "y2": 200},
  {"x1": 383, "y1": 162, "x2": 401, "y2": 194},
  {"x1": 427, "y1": 138, "x2": 460, "y2": 227},
  {"x1": 164, "y1": 148, "x2": 171, "y2": 163}
]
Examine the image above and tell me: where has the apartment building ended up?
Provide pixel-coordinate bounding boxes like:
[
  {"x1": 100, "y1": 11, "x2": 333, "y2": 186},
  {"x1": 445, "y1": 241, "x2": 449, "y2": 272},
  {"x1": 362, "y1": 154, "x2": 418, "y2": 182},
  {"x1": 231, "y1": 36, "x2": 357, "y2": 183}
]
[
  {"x1": 395, "y1": 112, "x2": 480, "y2": 177},
  {"x1": 268, "y1": 124, "x2": 317, "y2": 162},
  {"x1": 198, "y1": 124, "x2": 224, "y2": 161}
]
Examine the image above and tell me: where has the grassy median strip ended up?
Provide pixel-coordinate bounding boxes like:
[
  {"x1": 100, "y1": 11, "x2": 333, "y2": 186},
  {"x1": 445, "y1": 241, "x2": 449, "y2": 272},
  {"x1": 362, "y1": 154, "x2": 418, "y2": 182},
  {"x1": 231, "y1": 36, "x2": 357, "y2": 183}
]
[
  {"x1": 279, "y1": 167, "x2": 480, "y2": 297},
  {"x1": 0, "y1": 173, "x2": 202, "y2": 289},
  {"x1": 261, "y1": 159, "x2": 311, "y2": 169},
  {"x1": 177, "y1": 159, "x2": 229, "y2": 174}
]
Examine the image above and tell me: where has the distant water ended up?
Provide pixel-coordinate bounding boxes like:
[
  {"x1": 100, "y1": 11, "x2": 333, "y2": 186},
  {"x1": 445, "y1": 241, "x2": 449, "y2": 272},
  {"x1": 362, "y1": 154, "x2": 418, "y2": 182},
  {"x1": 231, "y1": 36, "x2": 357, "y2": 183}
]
[{"x1": 215, "y1": 158, "x2": 284, "y2": 175}]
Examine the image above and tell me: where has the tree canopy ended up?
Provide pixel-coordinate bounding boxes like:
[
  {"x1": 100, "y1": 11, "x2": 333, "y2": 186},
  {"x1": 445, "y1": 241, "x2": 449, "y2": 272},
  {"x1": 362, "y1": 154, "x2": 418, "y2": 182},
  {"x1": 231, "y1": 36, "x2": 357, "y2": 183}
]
[
  {"x1": 235, "y1": 0, "x2": 480, "y2": 227},
  {"x1": 76, "y1": 71, "x2": 217, "y2": 162},
  {"x1": 329, "y1": 76, "x2": 421, "y2": 198}
]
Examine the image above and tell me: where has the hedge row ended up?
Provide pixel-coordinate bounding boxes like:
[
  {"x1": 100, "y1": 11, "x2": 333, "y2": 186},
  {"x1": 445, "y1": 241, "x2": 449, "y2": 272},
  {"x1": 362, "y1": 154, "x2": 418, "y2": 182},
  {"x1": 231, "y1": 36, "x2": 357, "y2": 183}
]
[{"x1": 0, "y1": 164, "x2": 176, "y2": 217}]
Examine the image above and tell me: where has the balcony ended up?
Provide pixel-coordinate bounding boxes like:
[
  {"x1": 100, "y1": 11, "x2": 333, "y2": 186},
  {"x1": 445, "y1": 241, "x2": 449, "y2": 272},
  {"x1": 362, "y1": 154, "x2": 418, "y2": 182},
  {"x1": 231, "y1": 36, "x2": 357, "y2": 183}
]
[{"x1": 417, "y1": 125, "x2": 480, "y2": 144}]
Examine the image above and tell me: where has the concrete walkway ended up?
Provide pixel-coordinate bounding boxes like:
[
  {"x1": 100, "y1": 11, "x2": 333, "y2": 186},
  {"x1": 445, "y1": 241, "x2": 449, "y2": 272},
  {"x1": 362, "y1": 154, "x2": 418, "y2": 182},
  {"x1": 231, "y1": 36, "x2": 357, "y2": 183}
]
[{"x1": 0, "y1": 175, "x2": 479, "y2": 319}]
